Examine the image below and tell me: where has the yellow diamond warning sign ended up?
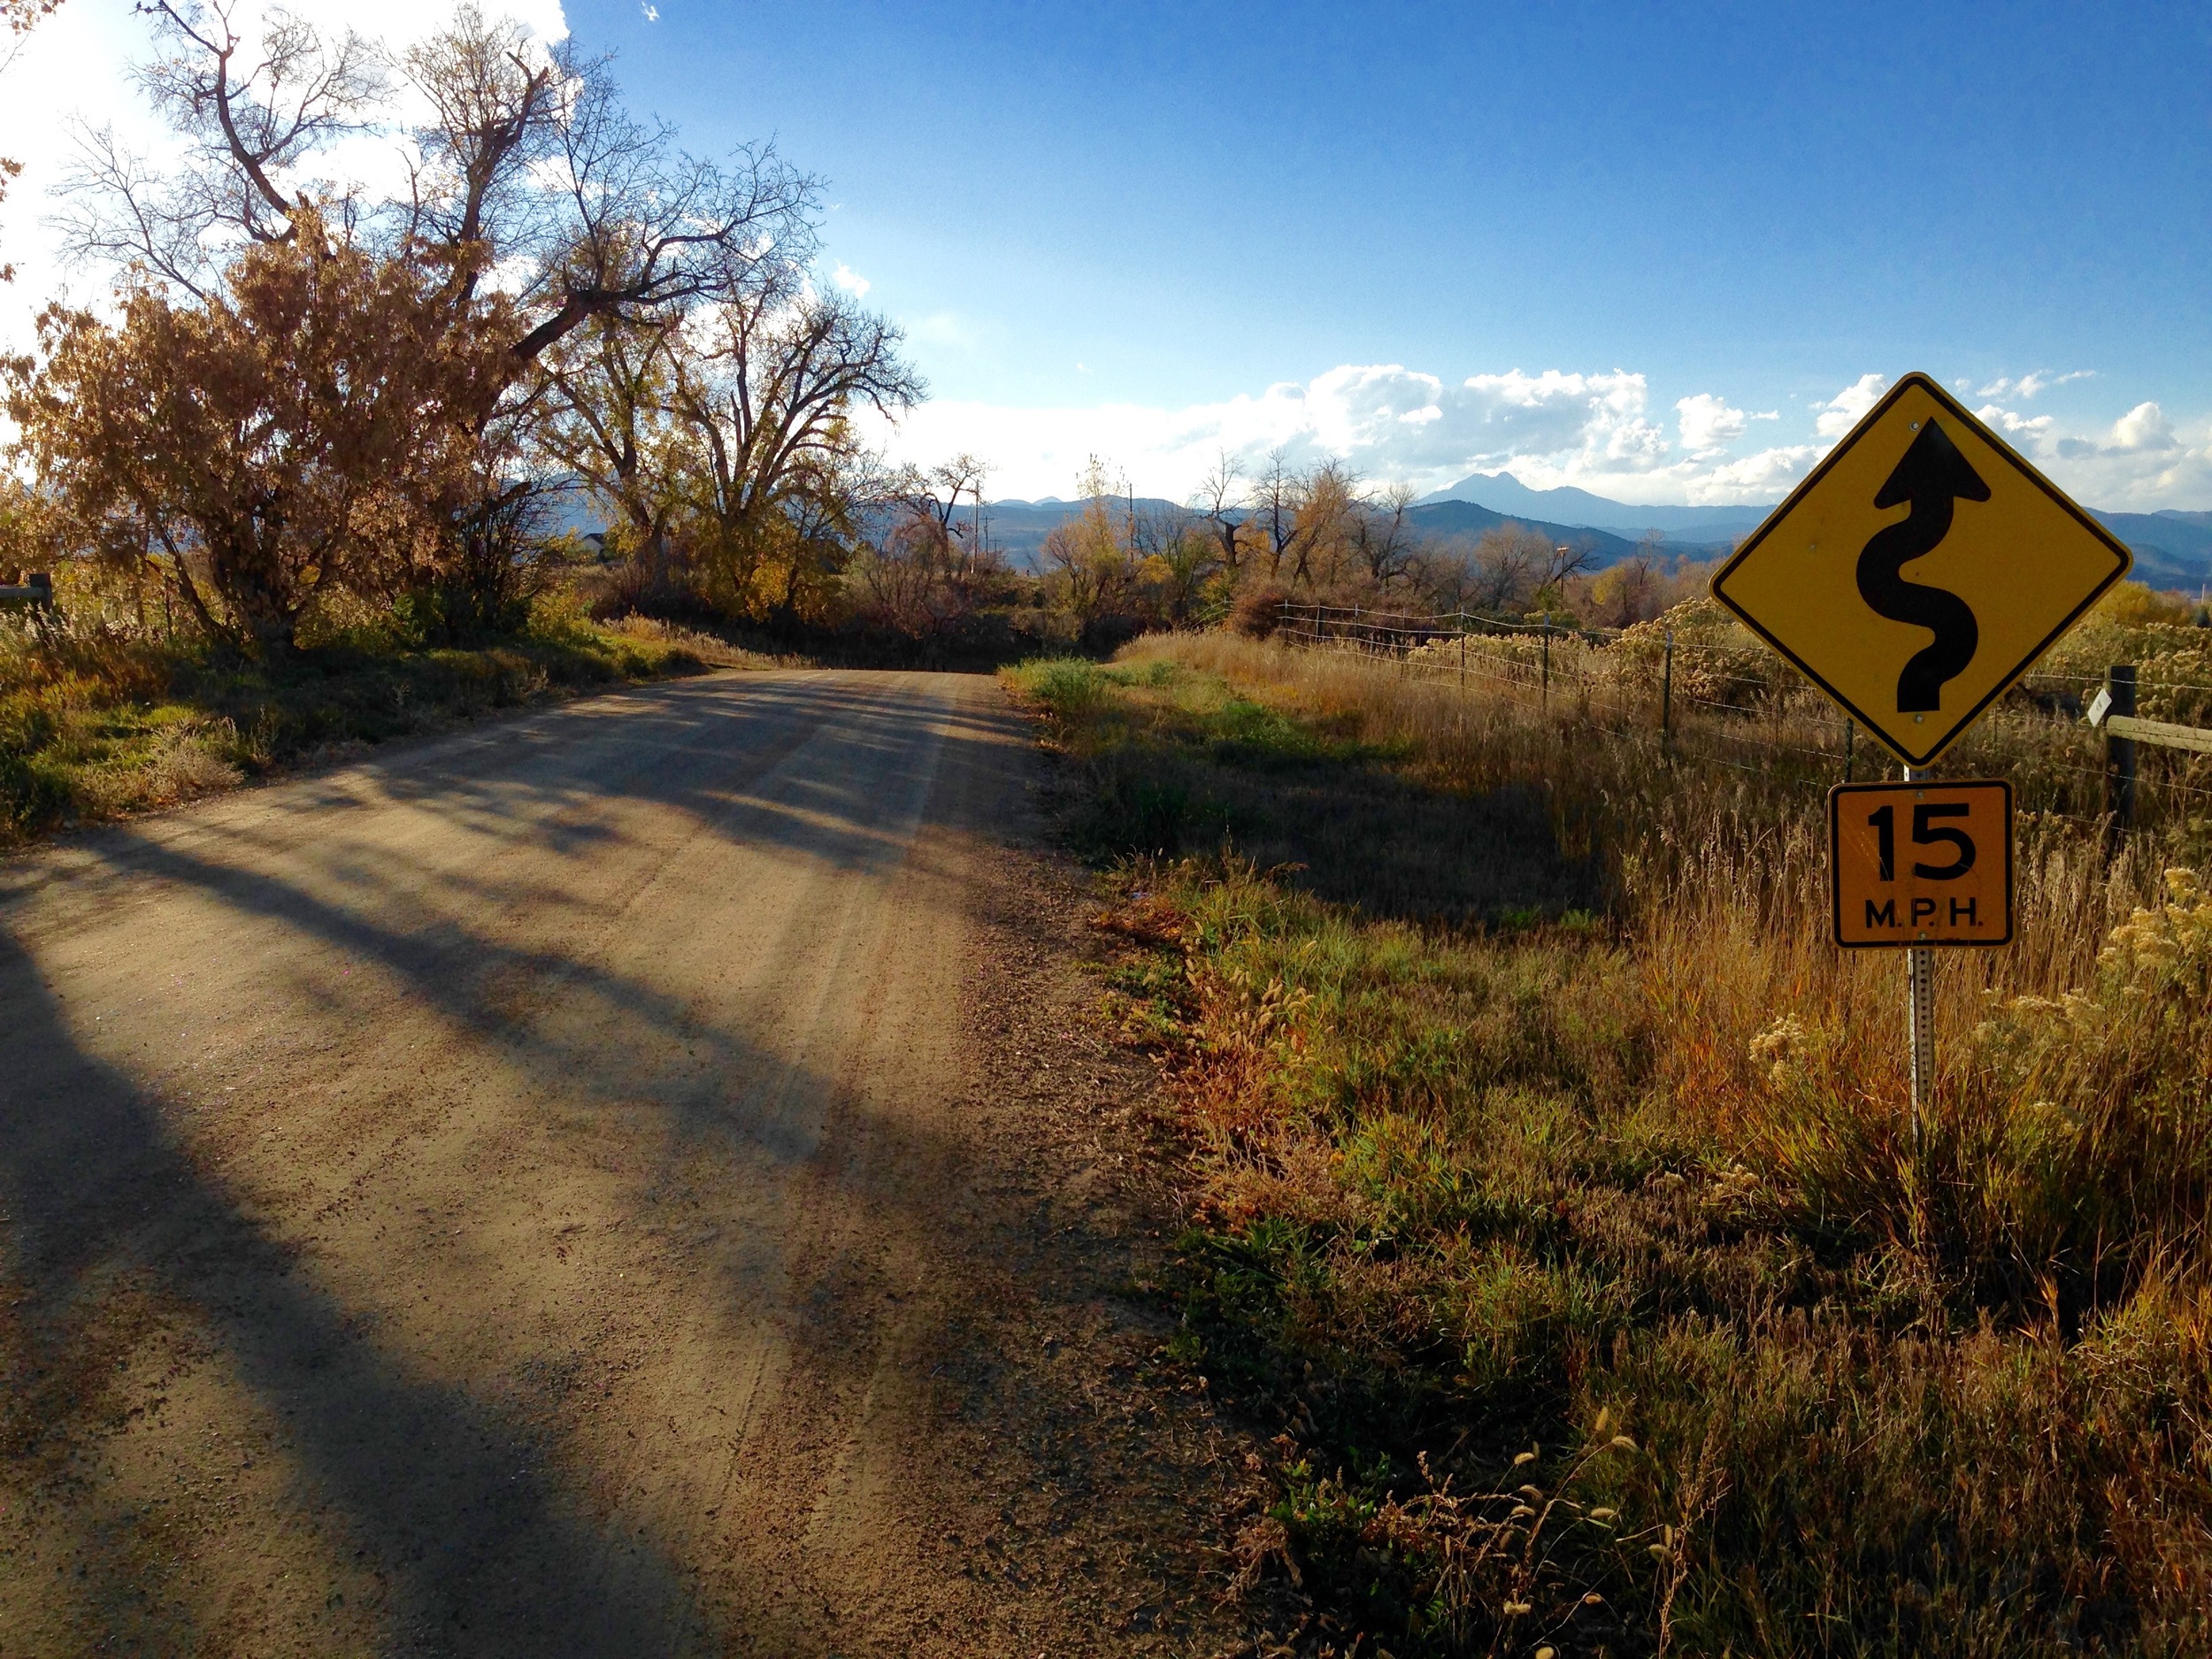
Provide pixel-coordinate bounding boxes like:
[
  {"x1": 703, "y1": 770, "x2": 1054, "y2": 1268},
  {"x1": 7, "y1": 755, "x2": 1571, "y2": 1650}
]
[{"x1": 1711, "y1": 373, "x2": 2131, "y2": 765}]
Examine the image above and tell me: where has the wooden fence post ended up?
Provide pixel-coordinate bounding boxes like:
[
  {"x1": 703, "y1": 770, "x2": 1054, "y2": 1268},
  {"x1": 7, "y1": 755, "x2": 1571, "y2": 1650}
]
[
  {"x1": 1540, "y1": 614, "x2": 1551, "y2": 712},
  {"x1": 2105, "y1": 663, "x2": 2138, "y2": 856},
  {"x1": 1660, "y1": 627, "x2": 1673, "y2": 758}
]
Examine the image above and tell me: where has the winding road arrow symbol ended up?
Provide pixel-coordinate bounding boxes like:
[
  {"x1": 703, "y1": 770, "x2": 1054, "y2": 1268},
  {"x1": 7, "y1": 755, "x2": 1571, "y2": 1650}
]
[{"x1": 1855, "y1": 417, "x2": 1992, "y2": 713}]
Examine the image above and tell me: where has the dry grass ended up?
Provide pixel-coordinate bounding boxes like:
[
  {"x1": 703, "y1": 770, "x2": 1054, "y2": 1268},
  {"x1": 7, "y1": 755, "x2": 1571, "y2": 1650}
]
[{"x1": 1008, "y1": 631, "x2": 2212, "y2": 1658}]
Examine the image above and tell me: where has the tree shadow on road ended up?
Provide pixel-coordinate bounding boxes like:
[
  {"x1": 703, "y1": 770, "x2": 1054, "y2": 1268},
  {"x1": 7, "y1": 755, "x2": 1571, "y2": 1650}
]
[
  {"x1": 0, "y1": 927, "x2": 722, "y2": 1655},
  {"x1": 0, "y1": 670, "x2": 1221, "y2": 1654}
]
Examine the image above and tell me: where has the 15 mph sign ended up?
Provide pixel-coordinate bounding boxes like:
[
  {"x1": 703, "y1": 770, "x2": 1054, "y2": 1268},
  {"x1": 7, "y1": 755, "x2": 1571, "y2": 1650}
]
[
  {"x1": 1829, "y1": 780, "x2": 2013, "y2": 948},
  {"x1": 1712, "y1": 373, "x2": 2131, "y2": 765}
]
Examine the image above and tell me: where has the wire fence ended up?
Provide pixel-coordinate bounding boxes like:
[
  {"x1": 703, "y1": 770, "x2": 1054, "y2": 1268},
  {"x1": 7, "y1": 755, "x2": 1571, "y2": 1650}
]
[{"x1": 1274, "y1": 601, "x2": 2212, "y2": 833}]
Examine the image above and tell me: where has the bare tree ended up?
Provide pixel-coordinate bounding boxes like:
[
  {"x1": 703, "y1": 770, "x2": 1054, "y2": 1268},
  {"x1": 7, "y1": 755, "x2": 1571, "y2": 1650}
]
[
  {"x1": 1289, "y1": 458, "x2": 1360, "y2": 589},
  {"x1": 1461, "y1": 524, "x2": 1552, "y2": 613},
  {"x1": 1190, "y1": 450, "x2": 1247, "y2": 581},
  {"x1": 58, "y1": 3, "x2": 817, "y2": 366},
  {"x1": 397, "y1": 9, "x2": 559, "y2": 296},
  {"x1": 535, "y1": 310, "x2": 691, "y2": 599},
  {"x1": 1248, "y1": 449, "x2": 1314, "y2": 582},
  {"x1": 893, "y1": 452, "x2": 987, "y2": 553},
  {"x1": 848, "y1": 453, "x2": 1007, "y2": 641},
  {"x1": 503, "y1": 58, "x2": 813, "y2": 364},
  {"x1": 671, "y1": 280, "x2": 923, "y2": 617},
  {"x1": 1534, "y1": 537, "x2": 1595, "y2": 608},
  {"x1": 1353, "y1": 480, "x2": 1420, "y2": 591},
  {"x1": 56, "y1": 2, "x2": 385, "y2": 296}
]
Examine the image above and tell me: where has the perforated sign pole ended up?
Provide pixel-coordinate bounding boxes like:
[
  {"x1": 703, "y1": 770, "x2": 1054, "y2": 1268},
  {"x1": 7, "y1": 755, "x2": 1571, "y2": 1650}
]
[{"x1": 1902, "y1": 766, "x2": 1935, "y2": 1146}]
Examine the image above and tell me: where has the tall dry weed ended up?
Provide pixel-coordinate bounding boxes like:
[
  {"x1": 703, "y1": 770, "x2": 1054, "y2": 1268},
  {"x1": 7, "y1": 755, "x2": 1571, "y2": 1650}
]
[
  {"x1": 1064, "y1": 632, "x2": 2212, "y2": 1654},
  {"x1": 1126, "y1": 629, "x2": 2208, "y2": 1302}
]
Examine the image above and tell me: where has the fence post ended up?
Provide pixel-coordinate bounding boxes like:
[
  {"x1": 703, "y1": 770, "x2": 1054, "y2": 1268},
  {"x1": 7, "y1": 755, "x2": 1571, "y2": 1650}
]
[
  {"x1": 1458, "y1": 628, "x2": 1466, "y2": 690},
  {"x1": 1660, "y1": 627, "x2": 1673, "y2": 759},
  {"x1": 1540, "y1": 613, "x2": 1551, "y2": 712},
  {"x1": 2104, "y1": 663, "x2": 2138, "y2": 856}
]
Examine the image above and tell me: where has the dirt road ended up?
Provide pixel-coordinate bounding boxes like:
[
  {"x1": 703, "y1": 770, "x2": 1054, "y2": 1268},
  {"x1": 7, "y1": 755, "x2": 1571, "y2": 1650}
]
[{"x1": 0, "y1": 672, "x2": 1240, "y2": 1656}]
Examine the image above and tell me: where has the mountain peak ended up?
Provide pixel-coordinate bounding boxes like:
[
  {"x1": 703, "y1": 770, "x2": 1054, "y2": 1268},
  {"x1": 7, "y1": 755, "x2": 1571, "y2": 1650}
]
[{"x1": 1417, "y1": 472, "x2": 1775, "y2": 538}]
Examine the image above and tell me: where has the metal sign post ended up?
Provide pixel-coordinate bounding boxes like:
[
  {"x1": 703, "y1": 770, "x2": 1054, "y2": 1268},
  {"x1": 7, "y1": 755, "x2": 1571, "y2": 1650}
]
[
  {"x1": 1906, "y1": 942, "x2": 1935, "y2": 1135},
  {"x1": 1901, "y1": 768, "x2": 1934, "y2": 1143}
]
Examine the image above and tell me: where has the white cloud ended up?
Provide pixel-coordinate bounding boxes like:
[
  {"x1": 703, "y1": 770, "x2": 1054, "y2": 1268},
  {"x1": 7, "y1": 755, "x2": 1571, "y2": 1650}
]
[
  {"x1": 831, "y1": 262, "x2": 871, "y2": 298},
  {"x1": 1284, "y1": 365, "x2": 1669, "y2": 478},
  {"x1": 866, "y1": 364, "x2": 1786, "y2": 504},
  {"x1": 1900, "y1": 388, "x2": 2209, "y2": 511},
  {"x1": 1978, "y1": 370, "x2": 2093, "y2": 400},
  {"x1": 1675, "y1": 392, "x2": 1748, "y2": 456},
  {"x1": 2016, "y1": 402, "x2": 2212, "y2": 511},
  {"x1": 2110, "y1": 401, "x2": 2177, "y2": 453},
  {"x1": 864, "y1": 362, "x2": 2212, "y2": 513},
  {"x1": 641, "y1": 3, "x2": 659, "y2": 18},
  {"x1": 1694, "y1": 446, "x2": 1821, "y2": 496},
  {"x1": 1814, "y1": 373, "x2": 1888, "y2": 439},
  {"x1": 1974, "y1": 403, "x2": 2056, "y2": 445},
  {"x1": 2054, "y1": 402, "x2": 2177, "y2": 462}
]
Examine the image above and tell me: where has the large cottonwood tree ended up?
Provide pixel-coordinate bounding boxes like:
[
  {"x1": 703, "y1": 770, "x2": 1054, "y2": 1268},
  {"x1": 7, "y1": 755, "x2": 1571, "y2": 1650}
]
[{"x1": 12, "y1": 219, "x2": 511, "y2": 652}]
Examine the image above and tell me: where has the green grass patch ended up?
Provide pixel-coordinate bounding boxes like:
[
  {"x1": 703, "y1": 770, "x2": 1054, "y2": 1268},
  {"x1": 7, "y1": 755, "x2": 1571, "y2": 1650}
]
[{"x1": 1006, "y1": 656, "x2": 1600, "y2": 924}]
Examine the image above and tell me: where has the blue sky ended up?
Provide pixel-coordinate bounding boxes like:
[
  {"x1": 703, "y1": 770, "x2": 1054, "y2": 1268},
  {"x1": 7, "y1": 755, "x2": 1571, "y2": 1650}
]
[
  {"x1": 562, "y1": 0, "x2": 2212, "y2": 505},
  {"x1": 7, "y1": 0, "x2": 2210, "y2": 504}
]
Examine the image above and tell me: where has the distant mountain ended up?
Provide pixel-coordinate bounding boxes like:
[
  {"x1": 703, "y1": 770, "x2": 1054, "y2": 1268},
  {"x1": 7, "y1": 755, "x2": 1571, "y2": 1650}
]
[
  {"x1": 2093, "y1": 510, "x2": 2212, "y2": 593},
  {"x1": 971, "y1": 495, "x2": 1707, "y2": 571},
  {"x1": 1402, "y1": 501, "x2": 1641, "y2": 563},
  {"x1": 958, "y1": 496, "x2": 1174, "y2": 566},
  {"x1": 1420, "y1": 475, "x2": 2212, "y2": 588},
  {"x1": 1417, "y1": 472, "x2": 1774, "y2": 539},
  {"x1": 544, "y1": 470, "x2": 2212, "y2": 588}
]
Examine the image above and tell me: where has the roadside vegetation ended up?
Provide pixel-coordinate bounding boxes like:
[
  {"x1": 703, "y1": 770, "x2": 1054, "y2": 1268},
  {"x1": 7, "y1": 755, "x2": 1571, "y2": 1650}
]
[
  {"x1": 1007, "y1": 601, "x2": 2212, "y2": 1657},
  {"x1": 0, "y1": 587, "x2": 717, "y2": 846}
]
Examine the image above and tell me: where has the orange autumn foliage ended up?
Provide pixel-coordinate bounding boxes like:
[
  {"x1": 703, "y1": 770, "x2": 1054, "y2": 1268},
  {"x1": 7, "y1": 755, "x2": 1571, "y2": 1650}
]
[{"x1": 10, "y1": 218, "x2": 512, "y2": 653}]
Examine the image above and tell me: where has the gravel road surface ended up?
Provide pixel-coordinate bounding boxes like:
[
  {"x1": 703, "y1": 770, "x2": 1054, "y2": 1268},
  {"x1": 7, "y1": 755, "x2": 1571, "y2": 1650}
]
[{"x1": 0, "y1": 671, "x2": 1240, "y2": 1656}]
